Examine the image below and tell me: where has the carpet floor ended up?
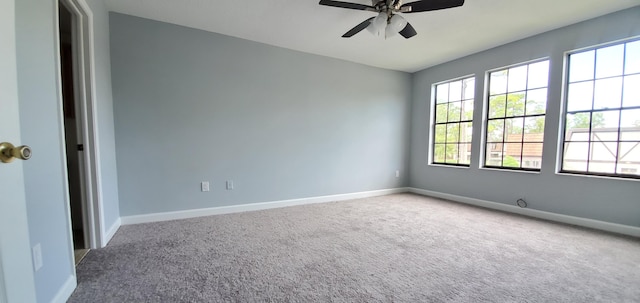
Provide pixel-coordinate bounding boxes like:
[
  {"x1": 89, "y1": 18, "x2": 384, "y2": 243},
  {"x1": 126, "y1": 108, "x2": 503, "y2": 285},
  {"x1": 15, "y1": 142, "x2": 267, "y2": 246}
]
[{"x1": 69, "y1": 193, "x2": 640, "y2": 302}]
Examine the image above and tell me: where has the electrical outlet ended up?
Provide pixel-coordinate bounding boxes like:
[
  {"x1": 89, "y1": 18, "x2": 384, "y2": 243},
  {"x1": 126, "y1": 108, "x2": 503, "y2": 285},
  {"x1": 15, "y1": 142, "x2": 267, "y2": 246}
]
[
  {"x1": 201, "y1": 181, "x2": 209, "y2": 192},
  {"x1": 32, "y1": 243, "x2": 43, "y2": 272},
  {"x1": 396, "y1": 170, "x2": 400, "y2": 178},
  {"x1": 226, "y1": 180, "x2": 234, "y2": 190}
]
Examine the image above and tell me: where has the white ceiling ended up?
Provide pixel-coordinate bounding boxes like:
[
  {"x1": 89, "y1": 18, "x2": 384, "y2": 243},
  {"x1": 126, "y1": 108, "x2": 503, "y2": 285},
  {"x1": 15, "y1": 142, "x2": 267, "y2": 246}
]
[{"x1": 105, "y1": 0, "x2": 639, "y2": 73}]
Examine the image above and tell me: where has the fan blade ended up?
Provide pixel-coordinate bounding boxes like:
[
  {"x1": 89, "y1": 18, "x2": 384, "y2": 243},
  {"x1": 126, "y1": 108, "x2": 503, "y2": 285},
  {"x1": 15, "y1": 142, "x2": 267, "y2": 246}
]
[
  {"x1": 342, "y1": 17, "x2": 375, "y2": 38},
  {"x1": 319, "y1": 0, "x2": 376, "y2": 11},
  {"x1": 398, "y1": 22, "x2": 417, "y2": 39},
  {"x1": 400, "y1": 0, "x2": 464, "y2": 13}
]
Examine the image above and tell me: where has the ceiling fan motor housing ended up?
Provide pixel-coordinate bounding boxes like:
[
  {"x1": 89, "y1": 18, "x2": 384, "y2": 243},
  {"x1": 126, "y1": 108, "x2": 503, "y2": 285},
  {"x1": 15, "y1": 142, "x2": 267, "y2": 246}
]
[{"x1": 372, "y1": 0, "x2": 403, "y2": 14}]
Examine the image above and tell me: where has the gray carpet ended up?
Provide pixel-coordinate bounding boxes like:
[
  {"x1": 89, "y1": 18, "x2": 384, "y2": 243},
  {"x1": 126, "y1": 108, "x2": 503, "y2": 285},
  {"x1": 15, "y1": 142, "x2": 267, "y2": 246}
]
[{"x1": 69, "y1": 193, "x2": 640, "y2": 302}]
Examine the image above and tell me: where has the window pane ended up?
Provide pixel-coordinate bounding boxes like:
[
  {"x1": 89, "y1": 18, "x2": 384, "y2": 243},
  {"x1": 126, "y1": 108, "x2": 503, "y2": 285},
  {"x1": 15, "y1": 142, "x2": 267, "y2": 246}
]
[
  {"x1": 592, "y1": 129, "x2": 619, "y2": 142},
  {"x1": 505, "y1": 117, "x2": 524, "y2": 142},
  {"x1": 528, "y1": 61, "x2": 550, "y2": 89},
  {"x1": 447, "y1": 101, "x2": 461, "y2": 122},
  {"x1": 459, "y1": 144, "x2": 471, "y2": 165},
  {"x1": 569, "y1": 51, "x2": 595, "y2": 82},
  {"x1": 591, "y1": 141, "x2": 618, "y2": 161},
  {"x1": 436, "y1": 83, "x2": 449, "y2": 103},
  {"x1": 623, "y1": 74, "x2": 640, "y2": 108},
  {"x1": 449, "y1": 80, "x2": 462, "y2": 101},
  {"x1": 434, "y1": 144, "x2": 445, "y2": 163},
  {"x1": 460, "y1": 122, "x2": 473, "y2": 143},
  {"x1": 595, "y1": 44, "x2": 624, "y2": 79},
  {"x1": 446, "y1": 123, "x2": 460, "y2": 143},
  {"x1": 593, "y1": 110, "x2": 620, "y2": 131},
  {"x1": 525, "y1": 88, "x2": 547, "y2": 115},
  {"x1": 487, "y1": 120, "x2": 504, "y2": 142},
  {"x1": 567, "y1": 81, "x2": 594, "y2": 112},
  {"x1": 565, "y1": 112, "x2": 591, "y2": 140},
  {"x1": 588, "y1": 141, "x2": 617, "y2": 174},
  {"x1": 620, "y1": 109, "x2": 640, "y2": 141},
  {"x1": 593, "y1": 77, "x2": 623, "y2": 110},
  {"x1": 522, "y1": 143, "x2": 543, "y2": 169},
  {"x1": 524, "y1": 116, "x2": 545, "y2": 141},
  {"x1": 506, "y1": 93, "x2": 525, "y2": 117},
  {"x1": 461, "y1": 100, "x2": 474, "y2": 121},
  {"x1": 508, "y1": 65, "x2": 528, "y2": 92},
  {"x1": 463, "y1": 78, "x2": 475, "y2": 100},
  {"x1": 488, "y1": 95, "x2": 506, "y2": 118},
  {"x1": 445, "y1": 144, "x2": 459, "y2": 164},
  {"x1": 563, "y1": 142, "x2": 589, "y2": 172},
  {"x1": 620, "y1": 109, "x2": 640, "y2": 128},
  {"x1": 435, "y1": 104, "x2": 448, "y2": 123},
  {"x1": 618, "y1": 142, "x2": 640, "y2": 174},
  {"x1": 485, "y1": 144, "x2": 502, "y2": 166},
  {"x1": 621, "y1": 131, "x2": 640, "y2": 141},
  {"x1": 490, "y1": 71, "x2": 508, "y2": 95},
  {"x1": 503, "y1": 144, "x2": 522, "y2": 168},
  {"x1": 620, "y1": 130, "x2": 640, "y2": 141},
  {"x1": 625, "y1": 40, "x2": 640, "y2": 74},
  {"x1": 434, "y1": 124, "x2": 446, "y2": 143}
]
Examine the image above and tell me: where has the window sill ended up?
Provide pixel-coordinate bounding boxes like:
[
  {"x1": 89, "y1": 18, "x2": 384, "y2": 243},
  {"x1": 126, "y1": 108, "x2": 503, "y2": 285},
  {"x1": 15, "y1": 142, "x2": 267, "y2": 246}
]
[
  {"x1": 556, "y1": 171, "x2": 640, "y2": 182},
  {"x1": 479, "y1": 167, "x2": 541, "y2": 175},
  {"x1": 428, "y1": 163, "x2": 470, "y2": 169}
]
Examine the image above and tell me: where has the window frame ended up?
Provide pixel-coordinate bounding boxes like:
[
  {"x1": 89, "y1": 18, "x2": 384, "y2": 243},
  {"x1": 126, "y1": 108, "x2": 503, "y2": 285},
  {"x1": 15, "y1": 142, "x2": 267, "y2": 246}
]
[
  {"x1": 482, "y1": 58, "x2": 551, "y2": 172},
  {"x1": 558, "y1": 37, "x2": 640, "y2": 180},
  {"x1": 429, "y1": 75, "x2": 476, "y2": 167}
]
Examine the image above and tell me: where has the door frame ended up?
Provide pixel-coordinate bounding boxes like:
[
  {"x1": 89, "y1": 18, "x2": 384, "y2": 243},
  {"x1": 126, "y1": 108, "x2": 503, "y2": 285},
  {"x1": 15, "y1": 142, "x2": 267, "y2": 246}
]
[{"x1": 55, "y1": 0, "x2": 105, "y2": 250}]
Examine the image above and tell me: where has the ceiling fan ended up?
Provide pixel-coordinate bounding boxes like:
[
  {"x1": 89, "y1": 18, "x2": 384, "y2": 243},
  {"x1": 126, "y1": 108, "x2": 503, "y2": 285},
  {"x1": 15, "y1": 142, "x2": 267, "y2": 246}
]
[{"x1": 319, "y1": 0, "x2": 465, "y2": 39}]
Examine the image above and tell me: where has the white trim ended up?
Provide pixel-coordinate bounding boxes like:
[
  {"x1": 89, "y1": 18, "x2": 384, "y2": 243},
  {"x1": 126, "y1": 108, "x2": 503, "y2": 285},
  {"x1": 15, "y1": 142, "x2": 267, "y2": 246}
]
[
  {"x1": 121, "y1": 186, "x2": 640, "y2": 236},
  {"x1": 102, "y1": 218, "x2": 121, "y2": 247},
  {"x1": 408, "y1": 187, "x2": 640, "y2": 237},
  {"x1": 50, "y1": 275, "x2": 76, "y2": 303},
  {"x1": 121, "y1": 188, "x2": 407, "y2": 225}
]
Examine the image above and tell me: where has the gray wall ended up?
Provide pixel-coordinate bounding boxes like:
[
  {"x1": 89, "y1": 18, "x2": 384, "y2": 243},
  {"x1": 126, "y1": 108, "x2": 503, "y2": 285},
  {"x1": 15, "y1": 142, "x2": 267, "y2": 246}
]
[
  {"x1": 16, "y1": 0, "x2": 119, "y2": 301},
  {"x1": 410, "y1": 7, "x2": 640, "y2": 227},
  {"x1": 110, "y1": 13, "x2": 412, "y2": 216}
]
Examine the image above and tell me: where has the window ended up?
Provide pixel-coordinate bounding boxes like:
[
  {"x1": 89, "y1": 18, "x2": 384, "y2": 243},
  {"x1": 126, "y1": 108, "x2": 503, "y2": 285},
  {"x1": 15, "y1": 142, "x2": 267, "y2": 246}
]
[
  {"x1": 561, "y1": 39, "x2": 640, "y2": 178},
  {"x1": 485, "y1": 60, "x2": 549, "y2": 170},
  {"x1": 432, "y1": 76, "x2": 475, "y2": 166}
]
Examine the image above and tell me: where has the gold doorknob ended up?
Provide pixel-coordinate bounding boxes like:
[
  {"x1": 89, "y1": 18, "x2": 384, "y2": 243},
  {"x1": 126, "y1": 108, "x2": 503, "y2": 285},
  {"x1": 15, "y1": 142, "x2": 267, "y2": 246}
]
[{"x1": 0, "y1": 142, "x2": 32, "y2": 163}]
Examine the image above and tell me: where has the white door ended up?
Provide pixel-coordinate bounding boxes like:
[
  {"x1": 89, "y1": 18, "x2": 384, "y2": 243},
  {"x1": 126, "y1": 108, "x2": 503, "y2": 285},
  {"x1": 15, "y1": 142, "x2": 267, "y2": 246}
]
[{"x1": 0, "y1": 0, "x2": 38, "y2": 302}]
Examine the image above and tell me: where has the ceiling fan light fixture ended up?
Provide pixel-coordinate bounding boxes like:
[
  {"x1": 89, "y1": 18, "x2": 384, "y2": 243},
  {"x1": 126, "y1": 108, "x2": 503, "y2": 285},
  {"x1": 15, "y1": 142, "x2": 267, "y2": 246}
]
[
  {"x1": 367, "y1": 12, "x2": 387, "y2": 36},
  {"x1": 385, "y1": 14, "x2": 407, "y2": 39}
]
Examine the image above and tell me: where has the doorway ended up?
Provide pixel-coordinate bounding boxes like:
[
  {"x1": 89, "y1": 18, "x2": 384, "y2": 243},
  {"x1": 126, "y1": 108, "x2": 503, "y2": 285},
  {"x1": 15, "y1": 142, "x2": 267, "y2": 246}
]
[{"x1": 59, "y1": 0, "x2": 90, "y2": 265}]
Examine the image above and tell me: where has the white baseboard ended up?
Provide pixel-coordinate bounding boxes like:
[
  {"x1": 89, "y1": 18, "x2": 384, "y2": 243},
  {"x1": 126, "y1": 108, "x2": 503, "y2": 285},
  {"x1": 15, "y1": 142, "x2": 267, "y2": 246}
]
[
  {"x1": 121, "y1": 188, "x2": 408, "y2": 225},
  {"x1": 408, "y1": 187, "x2": 640, "y2": 238},
  {"x1": 50, "y1": 275, "x2": 76, "y2": 303},
  {"x1": 102, "y1": 217, "x2": 121, "y2": 247},
  {"x1": 120, "y1": 187, "x2": 639, "y2": 237}
]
